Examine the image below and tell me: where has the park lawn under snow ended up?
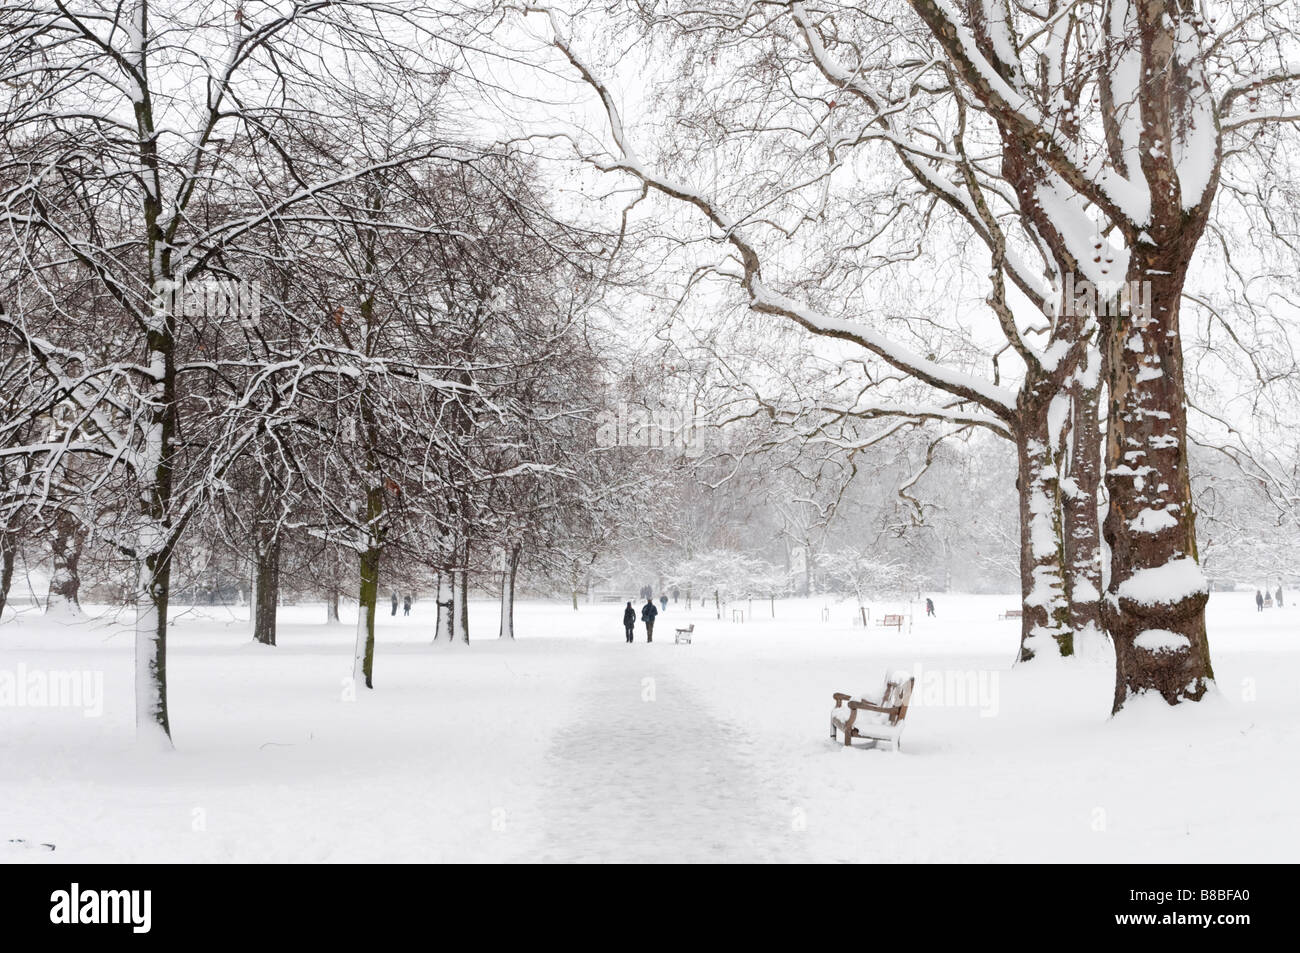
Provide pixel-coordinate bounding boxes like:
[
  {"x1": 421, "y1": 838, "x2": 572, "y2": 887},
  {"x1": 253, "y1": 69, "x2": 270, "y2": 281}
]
[{"x1": 1, "y1": 592, "x2": 1298, "y2": 863}]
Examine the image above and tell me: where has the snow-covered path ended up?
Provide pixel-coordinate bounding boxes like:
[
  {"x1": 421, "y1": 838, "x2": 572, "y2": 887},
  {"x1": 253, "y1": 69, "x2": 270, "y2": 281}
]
[{"x1": 535, "y1": 642, "x2": 809, "y2": 863}]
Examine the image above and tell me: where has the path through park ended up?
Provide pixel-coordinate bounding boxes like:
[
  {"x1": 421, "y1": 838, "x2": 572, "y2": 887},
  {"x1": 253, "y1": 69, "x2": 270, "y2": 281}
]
[{"x1": 535, "y1": 640, "x2": 810, "y2": 863}]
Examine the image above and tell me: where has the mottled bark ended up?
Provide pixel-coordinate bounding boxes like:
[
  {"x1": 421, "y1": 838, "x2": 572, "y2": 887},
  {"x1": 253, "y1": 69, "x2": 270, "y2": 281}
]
[
  {"x1": 1016, "y1": 384, "x2": 1070, "y2": 661},
  {"x1": 1102, "y1": 258, "x2": 1213, "y2": 711},
  {"x1": 1062, "y1": 353, "x2": 1104, "y2": 640}
]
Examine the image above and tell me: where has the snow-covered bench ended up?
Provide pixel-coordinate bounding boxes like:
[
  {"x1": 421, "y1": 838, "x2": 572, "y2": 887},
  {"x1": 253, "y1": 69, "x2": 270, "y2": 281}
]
[
  {"x1": 674, "y1": 623, "x2": 694, "y2": 644},
  {"x1": 999, "y1": 608, "x2": 1023, "y2": 620},
  {"x1": 878, "y1": 613, "x2": 904, "y2": 630},
  {"x1": 830, "y1": 673, "x2": 916, "y2": 752}
]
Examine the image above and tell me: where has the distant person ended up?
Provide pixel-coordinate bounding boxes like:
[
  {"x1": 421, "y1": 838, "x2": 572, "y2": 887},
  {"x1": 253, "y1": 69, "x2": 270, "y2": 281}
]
[
  {"x1": 391, "y1": 591, "x2": 399, "y2": 616},
  {"x1": 1277, "y1": 587, "x2": 1284, "y2": 608},
  {"x1": 660, "y1": 593, "x2": 668, "y2": 613},
  {"x1": 925, "y1": 597, "x2": 935, "y2": 617},
  {"x1": 642, "y1": 598, "x2": 658, "y2": 642},
  {"x1": 623, "y1": 601, "x2": 636, "y2": 643},
  {"x1": 1256, "y1": 589, "x2": 1264, "y2": 612},
  {"x1": 672, "y1": 586, "x2": 679, "y2": 604},
  {"x1": 403, "y1": 595, "x2": 411, "y2": 616}
]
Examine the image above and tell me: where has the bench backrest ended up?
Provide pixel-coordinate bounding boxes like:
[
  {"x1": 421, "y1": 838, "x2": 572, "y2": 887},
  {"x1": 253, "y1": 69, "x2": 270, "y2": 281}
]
[
  {"x1": 891, "y1": 677, "x2": 915, "y2": 725},
  {"x1": 883, "y1": 614, "x2": 903, "y2": 624}
]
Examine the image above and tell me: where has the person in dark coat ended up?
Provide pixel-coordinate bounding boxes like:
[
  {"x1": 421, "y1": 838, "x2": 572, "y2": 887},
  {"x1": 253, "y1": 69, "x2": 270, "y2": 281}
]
[
  {"x1": 623, "y1": 601, "x2": 636, "y2": 643},
  {"x1": 391, "y1": 591, "x2": 399, "y2": 616},
  {"x1": 659, "y1": 594, "x2": 668, "y2": 613},
  {"x1": 925, "y1": 597, "x2": 935, "y2": 617},
  {"x1": 672, "y1": 586, "x2": 679, "y2": 604},
  {"x1": 403, "y1": 595, "x2": 411, "y2": 616},
  {"x1": 1256, "y1": 589, "x2": 1264, "y2": 612},
  {"x1": 642, "y1": 598, "x2": 658, "y2": 642}
]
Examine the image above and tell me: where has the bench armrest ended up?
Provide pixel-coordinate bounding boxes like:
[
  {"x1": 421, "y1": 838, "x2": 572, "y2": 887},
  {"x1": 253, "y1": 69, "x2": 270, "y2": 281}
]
[
  {"x1": 849, "y1": 700, "x2": 896, "y2": 715},
  {"x1": 832, "y1": 692, "x2": 853, "y2": 703}
]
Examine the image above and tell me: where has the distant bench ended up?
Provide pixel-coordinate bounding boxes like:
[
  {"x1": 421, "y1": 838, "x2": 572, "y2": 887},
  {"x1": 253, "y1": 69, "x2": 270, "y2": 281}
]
[
  {"x1": 877, "y1": 613, "x2": 904, "y2": 630},
  {"x1": 675, "y1": 623, "x2": 695, "y2": 645},
  {"x1": 999, "y1": 609, "x2": 1023, "y2": 620}
]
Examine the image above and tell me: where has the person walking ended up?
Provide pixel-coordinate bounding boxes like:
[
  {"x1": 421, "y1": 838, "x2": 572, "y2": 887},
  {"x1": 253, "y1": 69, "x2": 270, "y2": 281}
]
[
  {"x1": 1256, "y1": 589, "x2": 1264, "y2": 612},
  {"x1": 623, "y1": 601, "x2": 636, "y2": 643},
  {"x1": 642, "y1": 598, "x2": 658, "y2": 642},
  {"x1": 403, "y1": 595, "x2": 411, "y2": 616},
  {"x1": 672, "y1": 586, "x2": 680, "y2": 604},
  {"x1": 391, "y1": 591, "x2": 399, "y2": 616},
  {"x1": 659, "y1": 593, "x2": 668, "y2": 614},
  {"x1": 925, "y1": 597, "x2": 935, "y2": 617}
]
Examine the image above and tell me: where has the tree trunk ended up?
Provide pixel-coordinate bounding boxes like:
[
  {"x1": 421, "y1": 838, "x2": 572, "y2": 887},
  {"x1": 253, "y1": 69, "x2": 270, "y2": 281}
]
[
  {"x1": 325, "y1": 549, "x2": 341, "y2": 624},
  {"x1": 453, "y1": 535, "x2": 470, "y2": 643},
  {"x1": 434, "y1": 570, "x2": 453, "y2": 642},
  {"x1": 499, "y1": 541, "x2": 521, "y2": 639},
  {"x1": 135, "y1": 545, "x2": 172, "y2": 747},
  {"x1": 47, "y1": 510, "x2": 84, "y2": 616},
  {"x1": 450, "y1": 570, "x2": 468, "y2": 642},
  {"x1": 1062, "y1": 351, "x2": 1104, "y2": 643},
  {"x1": 0, "y1": 531, "x2": 16, "y2": 618},
  {"x1": 1101, "y1": 259, "x2": 1213, "y2": 712},
  {"x1": 354, "y1": 545, "x2": 380, "y2": 688},
  {"x1": 135, "y1": 315, "x2": 177, "y2": 746},
  {"x1": 253, "y1": 529, "x2": 280, "y2": 646},
  {"x1": 352, "y1": 483, "x2": 385, "y2": 689},
  {"x1": 1015, "y1": 385, "x2": 1071, "y2": 661}
]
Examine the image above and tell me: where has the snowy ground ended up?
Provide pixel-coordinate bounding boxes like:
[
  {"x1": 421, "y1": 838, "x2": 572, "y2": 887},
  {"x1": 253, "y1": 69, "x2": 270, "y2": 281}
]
[{"x1": 2, "y1": 592, "x2": 1297, "y2": 863}]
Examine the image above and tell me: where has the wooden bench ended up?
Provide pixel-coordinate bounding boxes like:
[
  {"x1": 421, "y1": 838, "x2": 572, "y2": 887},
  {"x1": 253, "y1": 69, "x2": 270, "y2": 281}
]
[
  {"x1": 830, "y1": 674, "x2": 916, "y2": 752},
  {"x1": 999, "y1": 608, "x2": 1023, "y2": 620},
  {"x1": 674, "y1": 623, "x2": 695, "y2": 644},
  {"x1": 877, "y1": 613, "x2": 904, "y2": 630}
]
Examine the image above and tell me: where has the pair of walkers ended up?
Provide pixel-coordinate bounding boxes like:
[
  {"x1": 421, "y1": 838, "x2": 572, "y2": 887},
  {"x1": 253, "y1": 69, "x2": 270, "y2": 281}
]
[{"x1": 623, "y1": 598, "x2": 658, "y2": 642}]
